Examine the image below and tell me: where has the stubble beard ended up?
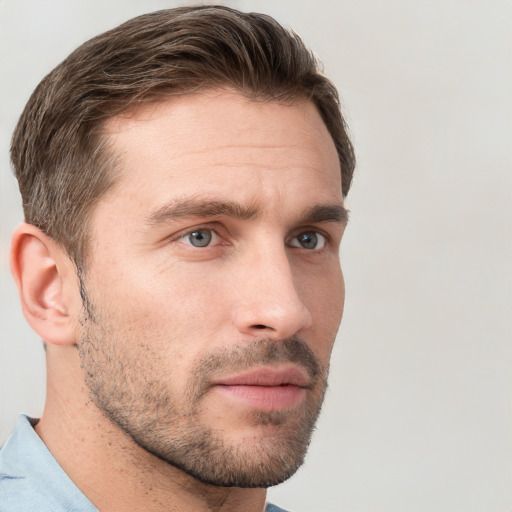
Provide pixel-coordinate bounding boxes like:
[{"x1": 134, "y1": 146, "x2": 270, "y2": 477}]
[{"x1": 76, "y1": 296, "x2": 329, "y2": 488}]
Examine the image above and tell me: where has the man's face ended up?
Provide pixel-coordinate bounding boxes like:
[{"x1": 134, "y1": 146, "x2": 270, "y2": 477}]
[{"x1": 77, "y1": 90, "x2": 346, "y2": 487}]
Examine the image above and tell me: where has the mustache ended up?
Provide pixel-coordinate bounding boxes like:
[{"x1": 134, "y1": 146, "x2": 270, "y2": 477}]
[{"x1": 190, "y1": 337, "x2": 326, "y2": 400}]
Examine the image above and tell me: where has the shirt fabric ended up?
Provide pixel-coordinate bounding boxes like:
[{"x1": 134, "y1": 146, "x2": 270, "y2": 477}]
[{"x1": 0, "y1": 415, "x2": 290, "y2": 512}]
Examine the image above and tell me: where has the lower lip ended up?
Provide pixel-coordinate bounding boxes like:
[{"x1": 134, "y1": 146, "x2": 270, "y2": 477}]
[{"x1": 214, "y1": 384, "x2": 306, "y2": 411}]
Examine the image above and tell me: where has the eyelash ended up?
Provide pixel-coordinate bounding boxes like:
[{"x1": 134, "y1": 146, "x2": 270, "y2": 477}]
[
  {"x1": 179, "y1": 228, "x2": 222, "y2": 248},
  {"x1": 288, "y1": 231, "x2": 327, "y2": 250},
  {"x1": 175, "y1": 226, "x2": 329, "y2": 251}
]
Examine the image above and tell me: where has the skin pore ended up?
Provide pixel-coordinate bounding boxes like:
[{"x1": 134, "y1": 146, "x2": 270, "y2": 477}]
[{"x1": 16, "y1": 89, "x2": 347, "y2": 512}]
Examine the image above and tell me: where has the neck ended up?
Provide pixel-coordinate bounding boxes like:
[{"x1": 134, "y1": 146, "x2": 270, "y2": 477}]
[{"x1": 36, "y1": 345, "x2": 267, "y2": 512}]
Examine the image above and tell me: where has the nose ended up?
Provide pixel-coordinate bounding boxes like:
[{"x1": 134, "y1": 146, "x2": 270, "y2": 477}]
[{"x1": 232, "y1": 245, "x2": 313, "y2": 340}]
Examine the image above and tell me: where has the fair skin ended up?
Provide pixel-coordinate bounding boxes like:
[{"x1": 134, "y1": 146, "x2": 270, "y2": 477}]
[{"x1": 11, "y1": 89, "x2": 347, "y2": 512}]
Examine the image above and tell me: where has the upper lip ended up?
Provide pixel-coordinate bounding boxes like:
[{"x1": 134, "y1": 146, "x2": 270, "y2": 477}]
[{"x1": 212, "y1": 365, "x2": 311, "y2": 388}]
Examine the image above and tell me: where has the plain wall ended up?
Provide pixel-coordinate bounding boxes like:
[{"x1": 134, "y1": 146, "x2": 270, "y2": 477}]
[{"x1": 1, "y1": 1, "x2": 511, "y2": 511}]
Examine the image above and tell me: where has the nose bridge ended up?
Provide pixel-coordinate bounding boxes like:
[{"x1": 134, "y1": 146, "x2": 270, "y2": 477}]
[{"x1": 232, "y1": 238, "x2": 312, "y2": 338}]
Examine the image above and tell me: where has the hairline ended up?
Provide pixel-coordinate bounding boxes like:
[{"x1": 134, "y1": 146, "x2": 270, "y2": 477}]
[{"x1": 77, "y1": 88, "x2": 343, "y2": 270}]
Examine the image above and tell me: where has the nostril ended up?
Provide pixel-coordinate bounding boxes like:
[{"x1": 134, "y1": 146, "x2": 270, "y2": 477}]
[{"x1": 253, "y1": 324, "x2": 268, "y2": 330}]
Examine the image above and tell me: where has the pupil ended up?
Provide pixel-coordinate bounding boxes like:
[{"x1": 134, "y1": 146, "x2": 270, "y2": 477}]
[
  {"x1": 300, "y1": 232, "x2": 317, "y2": 249},
  {"x1": 189, "y1": 230, "x2": 211, "y2": 247}
]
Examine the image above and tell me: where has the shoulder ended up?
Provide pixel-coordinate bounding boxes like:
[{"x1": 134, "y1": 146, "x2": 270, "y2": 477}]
[
  {"x1": 0, "y1": 415, "x2": 97, "y2": 512},
  {"x1": 266, "y1": 503, "x2": 293, "y2": 512}
]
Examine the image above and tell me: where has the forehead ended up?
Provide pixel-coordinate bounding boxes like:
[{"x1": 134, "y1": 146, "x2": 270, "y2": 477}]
[{"x1": 98, "y1": 89, "x2": 342, "y2": 217}]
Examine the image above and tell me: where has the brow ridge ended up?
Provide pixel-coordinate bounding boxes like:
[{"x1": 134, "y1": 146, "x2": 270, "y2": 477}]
[
  {"x1": 297, "y1": 204, "x2": 349, "y2": 225},
  {"x1": 147, "y1": 199, "x2": 259, "y2": 225},
  {"x1": 146, "y1": 198, "x2": 348, "y2": 226}
]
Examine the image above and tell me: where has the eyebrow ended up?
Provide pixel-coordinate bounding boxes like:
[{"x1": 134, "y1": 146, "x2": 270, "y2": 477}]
[
  {"x1": 296, "y1": 204, "x2": 349, "y2": 226},
  {"x1": 147, "y1": 199, "x2": 259, "y2": 225},
  {"x1": 146, "y1": 198, "x2": 348, "y2": 226}
]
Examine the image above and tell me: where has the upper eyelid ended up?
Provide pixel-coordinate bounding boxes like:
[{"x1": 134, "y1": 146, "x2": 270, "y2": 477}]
[
  {"x1": 170, "y1": 223, "x2": 223, "y2": 241},
  {"x1": 288, "y1": 227, "x2": 332, "y2": 242},
  {"x1": 287, "y1": 230, "x2": 328, "y2": 247},
  {"x1": 180, "y1": 226, "x2": 217, "y2": 236},
  {"x1": 179, "y1": 228, "x2": 221, "y2": 248},
  {"x1": 166, "y1": 223, "x2": 337, "y2": 246}
]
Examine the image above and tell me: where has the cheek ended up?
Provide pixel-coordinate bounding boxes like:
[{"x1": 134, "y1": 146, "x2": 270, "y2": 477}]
[
  {"x1": 303, "y1": 264, "x2": 344, "y2": 358},
  {"x1": 303, "y1": 256, "x2": 344, "y2": 312},
  {"x1": 93, "y1": 261, "x2": 232, "y2": 355}
]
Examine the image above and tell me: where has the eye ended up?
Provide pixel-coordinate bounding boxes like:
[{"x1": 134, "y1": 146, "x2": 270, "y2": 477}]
[
  {"x1": 289, "y1": 231, "x2": 326, "y2": 250},
  {"x1": 181, "y1": 229, "x2": 219, "y2": 248}
]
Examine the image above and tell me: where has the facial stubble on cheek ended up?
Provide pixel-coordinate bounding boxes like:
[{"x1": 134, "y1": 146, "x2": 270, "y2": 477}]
[{"x1": 75, "y1": 283, "x2": 330, "y2": 488}]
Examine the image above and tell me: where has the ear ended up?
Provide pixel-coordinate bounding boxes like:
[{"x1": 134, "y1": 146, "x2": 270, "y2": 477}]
[{"x1": 10, "y1": 223, "x2": 81, "y2": 346}]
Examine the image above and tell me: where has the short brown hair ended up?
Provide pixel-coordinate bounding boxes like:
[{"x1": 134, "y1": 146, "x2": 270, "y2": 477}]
[{"x1": 11, "y1": 5, "x2": 355, "y2": 268}]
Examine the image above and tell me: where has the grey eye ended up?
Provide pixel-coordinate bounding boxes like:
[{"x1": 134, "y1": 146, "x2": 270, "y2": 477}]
[
  {"x1": 290, "y1": 231, "x2": 326, "y2": 250},
  {"x1": 185, "y1": 229, "x2": 213, "y2": 247}
]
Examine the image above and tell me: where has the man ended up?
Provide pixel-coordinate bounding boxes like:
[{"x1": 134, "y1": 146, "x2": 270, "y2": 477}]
[{"x1": 0, "y1": 5, "x2": 355, "y2": 512}]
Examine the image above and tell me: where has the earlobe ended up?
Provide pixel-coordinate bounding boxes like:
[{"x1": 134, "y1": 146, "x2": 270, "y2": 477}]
[{"x1": 10, "y1": 223, "x2": 80, "y2": 346}]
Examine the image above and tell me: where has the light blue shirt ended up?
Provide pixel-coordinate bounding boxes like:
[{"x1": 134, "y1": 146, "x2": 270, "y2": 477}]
[{"x1": 0, "y1": 415, "x2": 290, "y2": 512}]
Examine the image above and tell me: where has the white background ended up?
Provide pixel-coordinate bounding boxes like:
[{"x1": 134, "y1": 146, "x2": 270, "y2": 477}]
[{"x1": 1, "y1": 1, "x2": 511, "y2": 511}]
